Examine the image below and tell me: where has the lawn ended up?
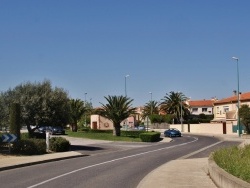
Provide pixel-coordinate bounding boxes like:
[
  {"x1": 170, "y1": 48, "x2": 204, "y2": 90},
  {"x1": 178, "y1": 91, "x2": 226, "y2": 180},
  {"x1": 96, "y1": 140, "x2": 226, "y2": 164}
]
[{"x1": 65, "y1": 130, "x2": 142, "y2": 142}]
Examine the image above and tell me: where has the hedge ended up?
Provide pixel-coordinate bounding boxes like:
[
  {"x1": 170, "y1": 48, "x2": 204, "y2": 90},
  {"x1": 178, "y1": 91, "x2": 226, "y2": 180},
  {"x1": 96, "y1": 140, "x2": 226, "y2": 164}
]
[{"x1": 139, "y1": 132, "x2": 161, "y2": 142}]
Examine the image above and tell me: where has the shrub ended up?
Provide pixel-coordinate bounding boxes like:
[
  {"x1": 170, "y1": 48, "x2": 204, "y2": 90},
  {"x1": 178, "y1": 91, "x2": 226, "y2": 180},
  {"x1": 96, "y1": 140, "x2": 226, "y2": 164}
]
[
  {"x1": 21, "y1": 132, "x2": 30, "y2": 139},
  {"x1": 49, "y1": 137, "x2": 70, "y2": 152},
  {"x1": 121, "y1": 130, "x2": 146, "y2": 138},
  {"x1": 11, "y1": 138, "x2": 46, "y2": 155},
  {"x1": 140, "y1": 132, "x2": 161, "y2": 142}
]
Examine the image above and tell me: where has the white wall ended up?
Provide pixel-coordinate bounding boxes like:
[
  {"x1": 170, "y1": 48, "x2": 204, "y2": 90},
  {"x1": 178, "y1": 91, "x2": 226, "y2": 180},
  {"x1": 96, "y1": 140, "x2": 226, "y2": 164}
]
[{"x1": 169, "y1": 122, "x2": 238, "y2": 135}]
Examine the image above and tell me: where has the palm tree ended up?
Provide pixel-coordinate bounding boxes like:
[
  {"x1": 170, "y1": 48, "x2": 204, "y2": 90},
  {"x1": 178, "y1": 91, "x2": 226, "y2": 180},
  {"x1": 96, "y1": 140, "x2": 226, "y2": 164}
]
[
  {"x1": 69, "y1": 99, "x2": 86, "y2": 132},
  {"x1": 97, "y1": 95, "x2": 136, "y2": 136},
  {"x1": 160, "y1": 91, "x2": 189, "y2": 123},
  {"x1": 142, "y1": 100, "x2": 159, "y2": 119}
]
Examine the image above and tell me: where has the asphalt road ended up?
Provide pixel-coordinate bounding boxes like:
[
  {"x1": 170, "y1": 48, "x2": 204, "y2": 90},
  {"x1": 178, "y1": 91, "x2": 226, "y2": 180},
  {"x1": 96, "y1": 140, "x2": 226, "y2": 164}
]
[{"x1": 0, "y1": 134, "x2": 241, "y2": 188}]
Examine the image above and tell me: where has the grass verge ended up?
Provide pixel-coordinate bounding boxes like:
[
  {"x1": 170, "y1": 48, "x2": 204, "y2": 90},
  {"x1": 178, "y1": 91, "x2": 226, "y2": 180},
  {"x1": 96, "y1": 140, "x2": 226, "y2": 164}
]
[
  {"x1": 66, "y1": 130, "x2": 142, "y2": 142},
  {"x1": 212, "y1": 145, "x2": 250, "y2": 183}
]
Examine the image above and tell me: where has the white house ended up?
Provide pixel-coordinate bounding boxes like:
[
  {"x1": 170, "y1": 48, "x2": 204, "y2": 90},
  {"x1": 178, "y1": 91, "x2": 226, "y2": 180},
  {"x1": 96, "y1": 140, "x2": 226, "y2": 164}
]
[
  {"x1": 187, "y1": 99, "x2": 215, "y2": 115},
  {"x1": 213, "y1": 92, "x2": 250, "y2": 122}
]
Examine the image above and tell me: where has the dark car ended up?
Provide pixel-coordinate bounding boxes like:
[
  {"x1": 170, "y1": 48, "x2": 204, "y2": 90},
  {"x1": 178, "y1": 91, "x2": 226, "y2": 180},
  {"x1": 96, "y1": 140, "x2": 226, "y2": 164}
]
[
  {"x1": 36, "y1": 125, "x2": 52, "y2": 134},
  {"x1": 50, "y1": 126, "x2": 65, "y2": 135},
  {"x1": 35, "y1": 125, "x2": 65, "y2": 135},
  {"x1": 164, "y1": 128, "x2": 182, "y2": 137}
]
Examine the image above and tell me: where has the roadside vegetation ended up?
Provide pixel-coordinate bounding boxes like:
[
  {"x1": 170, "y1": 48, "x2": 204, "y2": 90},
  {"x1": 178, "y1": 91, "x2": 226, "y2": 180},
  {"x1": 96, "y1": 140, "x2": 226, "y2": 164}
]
[
  {"x1": 66, "y1": 129, "x2": 161, "y2": 142},
  {"x1": 212, "y1": 145, "x2": 250, "y2": 183}
]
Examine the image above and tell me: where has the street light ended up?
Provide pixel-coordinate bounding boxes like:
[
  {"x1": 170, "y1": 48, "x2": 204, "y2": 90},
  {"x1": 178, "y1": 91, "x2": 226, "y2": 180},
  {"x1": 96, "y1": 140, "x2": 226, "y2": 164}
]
[
  {"x1": 179, "y1": 92, "x2": 183, "y2": 132},
  {"x1": 125, "y1": 75, "x2": 129, "y2": 97},
  {"x1": 149, "y1": 92, "x2": 153, "y2": 115},
  {"x1": 232, "y1": 56, "x2": 241, "y2": 137},
  {"x1": 84, "y1": 92, "x2": 87, "y2": 127}
]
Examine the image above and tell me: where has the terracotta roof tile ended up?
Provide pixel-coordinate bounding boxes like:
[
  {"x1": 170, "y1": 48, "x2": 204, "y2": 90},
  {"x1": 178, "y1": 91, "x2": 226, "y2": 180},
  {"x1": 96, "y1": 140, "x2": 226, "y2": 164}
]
[
  {"x1": 189, "y1": 100, "x2": 214, "y2": 107},
  {"x1": 214, "y1": 92, "x2": 250, "y2": 105}
]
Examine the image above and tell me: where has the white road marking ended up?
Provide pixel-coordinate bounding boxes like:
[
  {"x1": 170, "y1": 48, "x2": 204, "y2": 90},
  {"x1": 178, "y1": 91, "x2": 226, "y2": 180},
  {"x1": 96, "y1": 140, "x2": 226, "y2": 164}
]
[
  {"x1": 178, "y1": 140, "x2": 224, "y2": 159},
  {"x1": 28, "y1": 137, "x2": 199, "y2": 188}
]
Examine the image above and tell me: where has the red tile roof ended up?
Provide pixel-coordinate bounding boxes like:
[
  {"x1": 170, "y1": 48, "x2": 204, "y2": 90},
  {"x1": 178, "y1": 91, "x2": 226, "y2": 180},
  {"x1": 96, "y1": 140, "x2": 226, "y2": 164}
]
[
  {"x1": 189, "y1": 100, "x2": 214, "y2": 107},
  {"x1": 214, "y1": 92, "x2": 250, "y2": 105}
]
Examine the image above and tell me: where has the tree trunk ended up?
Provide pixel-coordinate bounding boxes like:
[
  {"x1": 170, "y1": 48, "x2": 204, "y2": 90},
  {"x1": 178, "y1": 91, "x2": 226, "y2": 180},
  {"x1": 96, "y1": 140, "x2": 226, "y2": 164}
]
[
  {"x1": 71, "y1": 123, "x2": 78, "y2": 132},
  {"x1": 113, "y1": 124, "x2": 121, "y2": 136},
  {"x1": 9, "y1": 103, "x2": 21, "y2": 140}
]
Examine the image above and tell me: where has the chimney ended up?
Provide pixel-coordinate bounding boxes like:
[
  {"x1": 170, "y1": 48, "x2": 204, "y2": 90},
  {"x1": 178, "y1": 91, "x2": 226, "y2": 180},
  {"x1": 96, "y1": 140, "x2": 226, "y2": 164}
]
[{"x1": 233, "y1": 90, "x2": 237, "y2": 96}]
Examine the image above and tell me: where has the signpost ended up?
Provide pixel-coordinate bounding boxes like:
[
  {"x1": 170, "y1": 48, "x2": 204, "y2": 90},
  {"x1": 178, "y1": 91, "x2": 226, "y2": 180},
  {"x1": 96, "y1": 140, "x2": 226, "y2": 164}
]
[
  {"x1": 1, "y1": 133, "x2": 17, "y2": 153},
  {"x1": 1, "y1": 133, "x2": 17, "y2": 143}
]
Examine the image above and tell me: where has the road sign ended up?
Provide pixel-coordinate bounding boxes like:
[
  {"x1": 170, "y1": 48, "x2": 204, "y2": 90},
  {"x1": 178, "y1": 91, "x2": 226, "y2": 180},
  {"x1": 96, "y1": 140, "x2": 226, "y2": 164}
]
[{"x1": 1, "y1": 133, "x2": 17, "y2": 142}]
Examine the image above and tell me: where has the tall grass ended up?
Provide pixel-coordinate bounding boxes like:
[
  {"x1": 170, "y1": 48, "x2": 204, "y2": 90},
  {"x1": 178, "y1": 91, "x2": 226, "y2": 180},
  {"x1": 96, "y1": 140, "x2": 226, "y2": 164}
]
[{"x1": 212, "y1": 145, "x2": 250, "y2": 183}]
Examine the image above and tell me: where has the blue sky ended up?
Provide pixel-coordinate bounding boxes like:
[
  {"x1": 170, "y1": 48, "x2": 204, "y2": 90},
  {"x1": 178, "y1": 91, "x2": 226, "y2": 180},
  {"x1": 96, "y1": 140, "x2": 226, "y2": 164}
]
[{"x1": 1, "y1": 0, "x2": 250, "y2": 107}]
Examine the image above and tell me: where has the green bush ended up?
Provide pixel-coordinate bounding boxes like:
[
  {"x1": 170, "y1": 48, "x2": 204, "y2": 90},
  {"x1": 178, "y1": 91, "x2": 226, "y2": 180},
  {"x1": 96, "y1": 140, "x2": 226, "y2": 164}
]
[
  {"x1": 139, "y1": 132, "x2": 161, "y2": 142},
  {"x1": 78, "y1": 127, "x2": 90, "y2": 132},
  {"x1": 11, "y1": 139, "x2": 46, "y2": 155},
  {"x1": 49, "y1": 137, "x2": 70, "y2": 152},
  {"x1": 21, "y1": 132, "x2": 31, "y2": 139},
  {"x1": 121, "y1": 130, "x2": 145, "y2": 138}
]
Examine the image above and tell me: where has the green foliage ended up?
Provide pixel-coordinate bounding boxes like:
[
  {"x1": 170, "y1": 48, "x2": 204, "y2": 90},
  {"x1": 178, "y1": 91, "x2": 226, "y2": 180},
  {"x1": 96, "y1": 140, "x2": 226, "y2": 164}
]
[
  {"x1": 212, "y1": 145, "x2": 250, "y2": 183},
  {"x1": 142, "y1": 100, "x2": 160, "y2": 119},
  {"x1": 66, "y1": 130, "x2": 142, "y2": 142},
  {"x1": 0, "y1": 80, "x2": 70, "y2": 132},
  {"x1": 150, "y1": 114, "x2": 174, "y2": 123},
  {"x1": 121, "y1": 130, "x2": 145, "y2": 138},
  {"x1": 139, "y1": 132, "x2": 161, "y2": 142},
  {"x1": 78, "y1": 127, "x2": 91, "y2": 132},
  {"x1": 160, "y1": 91, "x2": 190, "y2": 123},
  {"x1": 49, "y1": 137, "x2": 70, "y2": 152},
  {"x1": 88, "y1": 129, "x2": 113, "y2": 134},
  {"x1": 96, "y1": 95, "x2": 136, "y2": 136},
  {"x1": 11, "y1": 139, "x2": 46, "y2": 155},
  {"x1": 9, "y1": 103, "x2": 21, "y2": 140},
  {"x1": 21, "y1": 132, "x2": 31, "y2": 139},
  {"x1": 69, "y1": 99, "x2": 86, "y2": 132},
  {"x1": 187, "y1": 114, "x2": 214, "y2": 124},
  {"x1": 239, "y1": 104, "x2": 250, "y2": 133}
]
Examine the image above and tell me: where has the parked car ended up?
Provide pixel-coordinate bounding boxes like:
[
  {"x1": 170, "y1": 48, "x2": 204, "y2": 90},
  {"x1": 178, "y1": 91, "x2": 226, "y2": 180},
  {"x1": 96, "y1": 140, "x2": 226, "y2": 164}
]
[
  {"x1": 36, "y1": 125, "x2": 52, "y2": 134},
  {"x1": 134, "y1": 125, "x2": 145, "y2": 131},
  {"x1": 50, "y1": 126, "x2": 65, "y2": 135},
  {"x1": 164, "y1": 128, "x2": 182, "y2": 137},
  {"x1": 35, "y1": 125, "x2": 65, "y2": 135}
]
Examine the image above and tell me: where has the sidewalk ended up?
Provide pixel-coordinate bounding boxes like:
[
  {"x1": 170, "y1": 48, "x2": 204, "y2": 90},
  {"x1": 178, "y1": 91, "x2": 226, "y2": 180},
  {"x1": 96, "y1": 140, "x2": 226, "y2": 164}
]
[
  {"x1": 0, "y1": 151, "x2": 84, "y2": 171},
  {"x1": 137, "y1": 157, "x2": 216, "y2": 188}
]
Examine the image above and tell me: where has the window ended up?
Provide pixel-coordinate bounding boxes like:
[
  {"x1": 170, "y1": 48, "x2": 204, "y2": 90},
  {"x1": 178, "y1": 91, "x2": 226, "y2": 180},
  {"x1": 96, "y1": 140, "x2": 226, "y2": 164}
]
[
  {"x1": 217, "y1": 107, "x2": 219, "y2": 114},
  {"x1": 223, "y1": 106, "x2": 229, "y2": 113},
  {"x1": 192, "y1": 108, "x2": 198, "y2": 112},
  {"x1": 202, "y1": 108, "x2": 207, "y2": 112}
]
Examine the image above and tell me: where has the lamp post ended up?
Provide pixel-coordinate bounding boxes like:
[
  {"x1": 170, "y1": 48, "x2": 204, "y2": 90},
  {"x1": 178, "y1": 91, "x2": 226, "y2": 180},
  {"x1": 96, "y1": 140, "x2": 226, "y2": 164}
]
[
  {"x1": 125, "y1": 75, "x2": 129, "y2": 97},
  {"x1": 179, "y1": 92, "x2": 183, "y2": 132},
  {"x1": 149, "y1": 92, "x2": 153, "y2": 115},
  {"x1": 232, "y1": 56, "x2": 241, "y2": 137},
  {"x1": 84, "y1": 92, "x2": 87, "y2": 127}
]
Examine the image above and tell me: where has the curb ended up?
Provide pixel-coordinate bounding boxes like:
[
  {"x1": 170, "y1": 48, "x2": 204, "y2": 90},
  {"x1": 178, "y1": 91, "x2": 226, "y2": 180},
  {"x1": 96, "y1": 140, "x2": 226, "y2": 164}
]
[
  {"x1": 0, "y1": 154, "x2": 88, "y2": 172},
  {"x1": 208, "y1": 157, "x2": 250, "y2": 188}
]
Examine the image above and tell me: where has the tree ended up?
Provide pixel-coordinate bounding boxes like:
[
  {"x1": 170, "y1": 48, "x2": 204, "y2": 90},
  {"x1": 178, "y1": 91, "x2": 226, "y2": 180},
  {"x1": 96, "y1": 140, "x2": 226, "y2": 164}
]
[
  {"x1": 142, "y1": 100, "x2": 159, "y2": 120},
  {"x1": 97, "y1": 95, "x2": 136, "y2": 136},
  {"x1": 0, "y1": 80, "x2": 70, "y2": 135},
  {"x1": 69, "y1": 99, "x2": 86, "y2": 132},
  {"x1": 239, "y1": 104, "x2": 250, "y2": 134},
  {"x1": 160, "y1": 91, "x2": 190, "y2": 123},
  {"x1": 9, "y1": 103, "x2": 21, "y2": 140}
]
